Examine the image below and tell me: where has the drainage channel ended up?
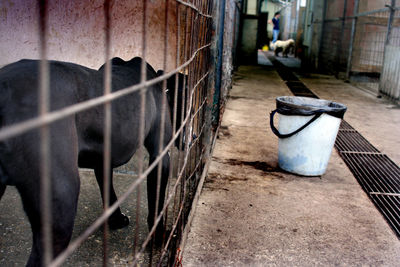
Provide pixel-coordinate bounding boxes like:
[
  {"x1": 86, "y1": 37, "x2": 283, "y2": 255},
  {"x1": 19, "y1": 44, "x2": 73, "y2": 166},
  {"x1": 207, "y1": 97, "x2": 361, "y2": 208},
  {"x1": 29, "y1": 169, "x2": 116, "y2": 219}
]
[{"x1": 268, "y1": 55, "x2": 400, "y2": 238}]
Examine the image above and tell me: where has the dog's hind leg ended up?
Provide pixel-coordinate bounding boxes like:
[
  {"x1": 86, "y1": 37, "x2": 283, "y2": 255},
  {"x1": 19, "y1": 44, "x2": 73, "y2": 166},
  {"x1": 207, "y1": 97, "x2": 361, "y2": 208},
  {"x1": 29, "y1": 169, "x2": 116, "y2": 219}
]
[
  {"x1": 145, "y1": 130, "x2": 170, "y2": 245},
  {"x1": 17, "y1": 166, "x2": 80, "y2": 267},
  {"x1": 145, "y1": 153, "x2": 169, "y2": 245},
  {"x1": 0, "y1": 183, "x2": 5, "y2": 200},
  {"x1": 94, "y1": 166, "x2": 129, "y2": 229},
  {"x1": 15, "y1": 120, "x2": 81, "y2": 266}
]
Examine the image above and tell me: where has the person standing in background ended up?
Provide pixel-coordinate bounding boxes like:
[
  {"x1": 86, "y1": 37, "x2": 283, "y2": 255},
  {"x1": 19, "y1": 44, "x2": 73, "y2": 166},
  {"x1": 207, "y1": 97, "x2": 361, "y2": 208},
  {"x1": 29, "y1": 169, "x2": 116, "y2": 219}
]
[{"x1": 269, "y1": 12, "x2": 281, "y2": 44}]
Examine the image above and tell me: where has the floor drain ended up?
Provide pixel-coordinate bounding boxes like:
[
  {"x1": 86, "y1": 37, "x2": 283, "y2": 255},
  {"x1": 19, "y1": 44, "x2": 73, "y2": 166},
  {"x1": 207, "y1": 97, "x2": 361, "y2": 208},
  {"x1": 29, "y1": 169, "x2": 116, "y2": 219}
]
[{"x1": 335, "y1": 130, "x2": 380, "y2": 153}]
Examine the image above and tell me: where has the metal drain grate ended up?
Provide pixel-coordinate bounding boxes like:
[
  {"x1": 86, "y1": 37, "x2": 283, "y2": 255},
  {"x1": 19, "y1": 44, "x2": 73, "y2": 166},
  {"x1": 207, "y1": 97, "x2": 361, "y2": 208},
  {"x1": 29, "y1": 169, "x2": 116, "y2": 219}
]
[
  {"x1": 268, "y1": 55, "x2": 400, "y2": 238},
  {"x1": 335, "y1": 130, "x2": 380, "y2": 153},
  {"x1": 339, "y1": 120, "x2": 356, "y2": 131},
  {"x1": 370, "y1": 194, "x2": 400, "y2": 235},
  {"x1": 285, "y1": 81, "x2": 319, "y2": 98},
  {"x1": 267, "y1": 56, "x2": 318, "y2": 98},
  {"x1": 267, "y1": 55, "x2": 299, "y2": 82},
  {"x1": 341, "y1": 152, "x2": 400, "y2": 236},
  {"x1": 341, "y1": 153, "x2": 400, "y2": 194}
]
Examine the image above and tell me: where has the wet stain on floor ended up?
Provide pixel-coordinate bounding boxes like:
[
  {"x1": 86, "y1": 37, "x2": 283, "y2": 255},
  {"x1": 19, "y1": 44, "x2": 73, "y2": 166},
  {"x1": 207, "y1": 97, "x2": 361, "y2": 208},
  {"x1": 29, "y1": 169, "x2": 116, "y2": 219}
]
[
  {"x1": 218, "y1": 126, "x2": 231, "y2": 138},
  {"x1": 206, "y1": 173, "x2": 249, "y2": 184},
  {"x1": 213, "y1": 157, "x2": 279, "y2": 173}
]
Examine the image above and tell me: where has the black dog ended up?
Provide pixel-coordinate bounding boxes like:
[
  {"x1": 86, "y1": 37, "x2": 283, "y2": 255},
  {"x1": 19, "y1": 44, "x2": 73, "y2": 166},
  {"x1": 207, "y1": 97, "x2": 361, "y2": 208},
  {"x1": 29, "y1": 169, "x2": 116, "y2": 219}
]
[{"x1": 0, "y1": 57, "x2": 185, "y2": 266}]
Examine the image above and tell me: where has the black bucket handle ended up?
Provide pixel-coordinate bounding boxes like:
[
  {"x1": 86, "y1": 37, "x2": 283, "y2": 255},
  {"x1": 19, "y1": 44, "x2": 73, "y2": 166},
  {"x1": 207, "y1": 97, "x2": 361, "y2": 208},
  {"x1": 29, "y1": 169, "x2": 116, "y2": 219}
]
[{"x1": 269, "y1": 109, "x2": 323, "y2": 139}]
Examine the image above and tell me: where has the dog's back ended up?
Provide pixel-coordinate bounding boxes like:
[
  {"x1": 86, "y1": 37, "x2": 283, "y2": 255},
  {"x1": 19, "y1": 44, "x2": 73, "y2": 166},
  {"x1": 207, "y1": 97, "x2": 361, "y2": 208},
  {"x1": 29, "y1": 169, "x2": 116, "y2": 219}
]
[
  {"x1": 0, "y1": 60, "x2": 98, "y2": 186},
  {"x1": 0, "y1": 60, "x2": 43, "y2": 188}
]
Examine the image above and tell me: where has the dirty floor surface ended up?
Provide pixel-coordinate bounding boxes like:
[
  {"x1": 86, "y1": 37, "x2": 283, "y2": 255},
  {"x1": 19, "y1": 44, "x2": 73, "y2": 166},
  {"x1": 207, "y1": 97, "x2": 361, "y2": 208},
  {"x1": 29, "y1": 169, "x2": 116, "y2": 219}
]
[{"x1": 182, "y1": 60, "x2": 400, "y2": 266}]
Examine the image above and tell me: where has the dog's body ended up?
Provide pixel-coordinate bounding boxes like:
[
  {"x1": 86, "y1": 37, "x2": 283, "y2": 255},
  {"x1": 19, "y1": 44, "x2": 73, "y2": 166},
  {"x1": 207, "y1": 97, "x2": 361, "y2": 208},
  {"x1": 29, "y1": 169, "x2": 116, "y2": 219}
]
[
  {"x1": 270, "y1": 39, "x2": 295, "y2": 57},
  {"x1": 0, "y1": 57, "x2": 180, "y2": 266}
]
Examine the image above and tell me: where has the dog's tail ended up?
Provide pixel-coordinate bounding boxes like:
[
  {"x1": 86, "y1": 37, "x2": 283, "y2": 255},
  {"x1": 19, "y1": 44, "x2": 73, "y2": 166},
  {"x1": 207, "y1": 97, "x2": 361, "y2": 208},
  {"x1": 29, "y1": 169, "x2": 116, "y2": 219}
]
[
  {"x1": 0, "y1": 75, "x2": 9, "y2": 196},
  {"x1": 0, "y1": 112, "x2": 8, "y2": 195},
  {"x1": 0, "y1": 112, "x2": 9, "y2": 199},
  {"x1": 0, "y1": 108, "x2": 7, "y2": 199}
]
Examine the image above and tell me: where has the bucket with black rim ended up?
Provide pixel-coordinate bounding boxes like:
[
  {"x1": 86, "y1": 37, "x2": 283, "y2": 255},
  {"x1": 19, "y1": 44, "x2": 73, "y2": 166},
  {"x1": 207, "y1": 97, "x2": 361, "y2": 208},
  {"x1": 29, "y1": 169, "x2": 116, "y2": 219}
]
[{"x1": 270, "y1": 96, "x2": 347, "y2": 176}]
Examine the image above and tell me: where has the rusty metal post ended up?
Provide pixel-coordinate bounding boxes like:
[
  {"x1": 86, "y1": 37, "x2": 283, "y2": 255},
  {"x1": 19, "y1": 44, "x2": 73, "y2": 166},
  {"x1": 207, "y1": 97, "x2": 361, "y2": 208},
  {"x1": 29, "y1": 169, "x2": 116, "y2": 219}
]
[
  {"x1": 379, "y1": 0, "x2": 397, "y2": 96},
  {"x1": 385, "y1": 0, "x2": 396, "y2": 46},
  {"x1": 212, "y1": 0, "x2": 226, "y2": 128},
  {"x1": 38, "y1": 0, "x2": 52, "y2": 265},
  {"x1": 318, "y1": 0, "x2": 328, "y2": 70},
  {"x1": 346, "y1": 0, "x2": 360, "y2": 81},
  {"x1": 335, "y1": 0, "x2": 348, "y2": 77},
  {"x1": 102, "y1": 0, "x2": 112, "y2": 265}
]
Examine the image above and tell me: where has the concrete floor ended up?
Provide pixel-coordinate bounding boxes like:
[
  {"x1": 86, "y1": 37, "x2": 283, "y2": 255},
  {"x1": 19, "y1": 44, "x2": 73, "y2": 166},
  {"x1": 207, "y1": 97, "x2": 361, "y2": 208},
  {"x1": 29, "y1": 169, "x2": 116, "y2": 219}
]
[{"x1": 182, "y1": 54, "x2": 400, "y2": 266}]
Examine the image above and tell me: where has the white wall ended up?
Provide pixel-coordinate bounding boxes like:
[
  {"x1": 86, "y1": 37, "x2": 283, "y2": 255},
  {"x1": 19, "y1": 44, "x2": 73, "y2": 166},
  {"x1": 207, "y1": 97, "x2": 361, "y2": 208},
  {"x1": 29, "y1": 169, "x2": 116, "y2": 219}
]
[
  {"x1": 0, "y1": 0, "x2": 178, "y2": 71},
  {"x1": 247, "y1": 0, "x2": 258, "y2": 15}
]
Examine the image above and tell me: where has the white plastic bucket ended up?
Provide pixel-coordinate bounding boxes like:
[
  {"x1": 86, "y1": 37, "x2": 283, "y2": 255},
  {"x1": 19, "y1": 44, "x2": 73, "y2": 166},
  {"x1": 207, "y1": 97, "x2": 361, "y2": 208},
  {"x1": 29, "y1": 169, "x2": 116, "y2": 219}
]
[{"x1": 270, "y1": 96, "x2": 347, "y2": 176}]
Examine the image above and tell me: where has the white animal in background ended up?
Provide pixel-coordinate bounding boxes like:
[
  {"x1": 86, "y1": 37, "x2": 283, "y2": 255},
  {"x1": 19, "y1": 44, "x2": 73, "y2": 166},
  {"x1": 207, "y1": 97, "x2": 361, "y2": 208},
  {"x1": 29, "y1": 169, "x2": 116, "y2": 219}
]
[{"x1": 270, "y1": 39, "x2": 295, "y2": 57}]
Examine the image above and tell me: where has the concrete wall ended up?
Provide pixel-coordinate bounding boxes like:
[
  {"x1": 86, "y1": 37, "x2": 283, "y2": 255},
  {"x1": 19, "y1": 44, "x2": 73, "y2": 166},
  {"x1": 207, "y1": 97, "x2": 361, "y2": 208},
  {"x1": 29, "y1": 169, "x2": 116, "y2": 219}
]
[
  {"x1": 0, "y1": 0, "x2": 177, "y2": 71},
  {"x1": 289, "y1": 0, "x2": 328, "y2": 70},
  {"x1": 222, "y1": 0, "x2": 238, "y2": 97},
  {"x1": 358, "y1": 0, "x2": 392, "y2": 13},
  {"x1": 240, "y1": 19, "x2": 258, "y2": 60},
  {"x1": 247, "y1": 0, "x2": 258, "y2": 15},
  {"x1": 281, "y1": 3, "x2": 296, "y2": 41},
  {"x1": 311, "y1": 0, "x2": 324, "y2": 67},
  {"x1": 325, "y1": 0, "x2": 345, "y2": 19}
]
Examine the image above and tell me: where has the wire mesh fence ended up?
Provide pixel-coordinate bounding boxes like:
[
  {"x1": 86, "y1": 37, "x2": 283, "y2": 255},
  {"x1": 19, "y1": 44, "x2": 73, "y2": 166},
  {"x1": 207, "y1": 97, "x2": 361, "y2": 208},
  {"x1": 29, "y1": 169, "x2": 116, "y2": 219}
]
[
  {"x1": 320, "y1": 19, "x2": 345, "y2": 74},
  {"x1": 0, "y1": 0, "x2": 235, "y2": 266},
  {"x1": 318, "y1": 0, "x2": 400, "y2": 100},
  {"x1": 352, "y1": 10, "x2": 388, "y2": 75}
]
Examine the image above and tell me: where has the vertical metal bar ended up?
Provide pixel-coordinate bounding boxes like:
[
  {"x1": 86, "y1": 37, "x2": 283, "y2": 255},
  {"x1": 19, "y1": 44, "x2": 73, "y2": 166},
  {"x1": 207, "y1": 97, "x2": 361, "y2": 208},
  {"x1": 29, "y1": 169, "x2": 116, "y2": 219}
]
[
  {"x1": 153, "y1": 0, "x2": 170, "y2": 256},
  {"x1": 172, "y1": 2, "x2": 182, "y2": 235},
  {"x1": 177, "y1": 4, "x2": 189, "y2": 174},
  {"x1": 318, "y1": 0, "x2": 328, "y2": 70},
  {"x1": 212, "y1": 0, "x2": 226, "y2": 127},
  {"x1": 181, "y1": 0, "x2": 196, "y2": 246},
  {"x1": 176, "y1": 4, "x2": 188, "y2": 252},
  {"x1": 134, "y1": 0, "x2": 148, "y2": 256},
  {"x1": 380, "y1": 0, "x2": 396, "y2": 95},
  {"x1": 189, "y1": 1, "x2": 197, "y2": 164},
  {"x1": 102, "y1": 0, "x2": 112, "y2": 266},
  {"x1": 305, "y1": 0, "x2": 315, "y2": 69},
  {"x1": 38, "y1": 0, "x2": 52, "y2": 265},
  {"x1": 194, "y1": 4, "x2": 201, "y2": 180},
  {"x1": 232, "y1": 0, "x2": 241, "y2": 70},
  {"x1": 165, "y1": 0, "x2": 182, "y2": 248},
  {"x1": 346, "y1": 0, "x2": 360, "y2": 80},
  {"x1": 181, "y1": 1, "x2": 191, "y2": 238},
  {"x1": 335, "y1": 0, "x2": 348, "y2": 76},
  {"x1": 386, "y1": 0, "x2": 396, "y2": 46}
]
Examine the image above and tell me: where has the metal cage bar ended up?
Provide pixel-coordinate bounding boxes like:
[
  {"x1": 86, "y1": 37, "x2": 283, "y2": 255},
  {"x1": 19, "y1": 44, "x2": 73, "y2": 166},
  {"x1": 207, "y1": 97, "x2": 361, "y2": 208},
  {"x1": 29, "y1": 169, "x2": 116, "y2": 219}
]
[{"x1": 38, "y1": 0, "x2": 52, "y2": 265}]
